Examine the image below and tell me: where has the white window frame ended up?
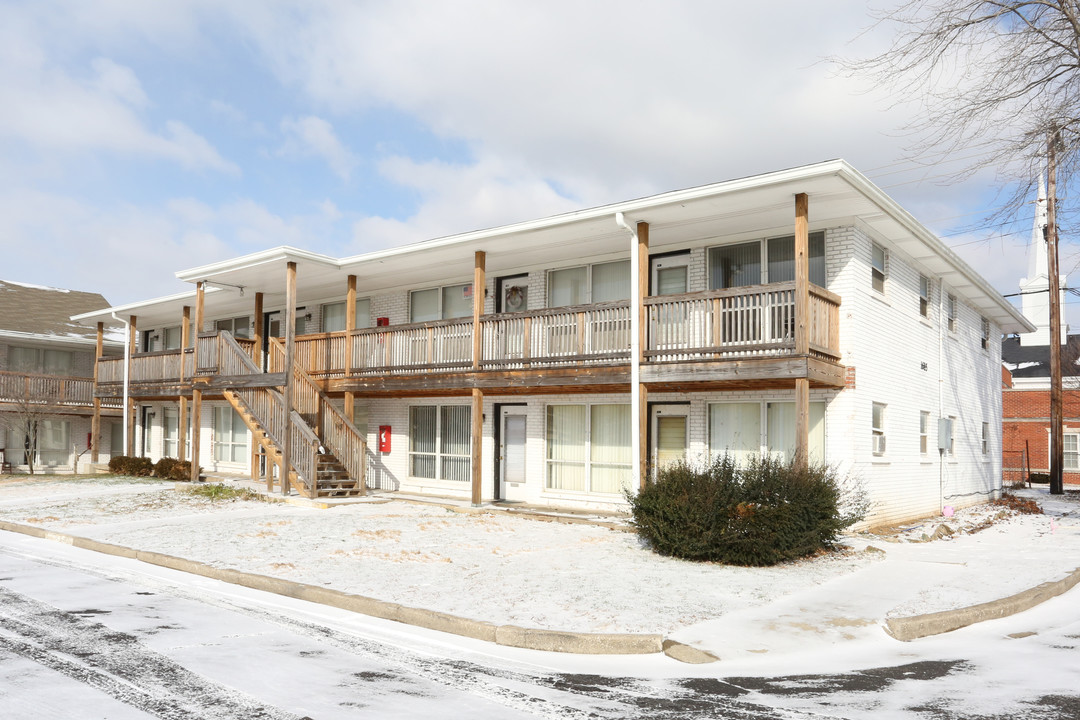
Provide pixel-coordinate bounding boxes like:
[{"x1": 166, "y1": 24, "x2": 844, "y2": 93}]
[
  {"x1": 947, "y1": 295, "x2": 957, "y2": 332},
  {"x1": 919, "y1": 275, "x2": 931, "y2": 317},
  {"x1": 981, "y1": 317, "x2": 991, "y2": 350},
  {"x1": 981, "y1": 422, "x2": 990, "y2": 456},
  {"x1": 1065, "y1": 433, "x2": 1079, "y2": 471},
  {"x1": 407, "y1": 405, "x2": 472, "y2": 482},
  {"x1": 547, "y1": 260, "x2": 631, "y2": 307},
  {"x1": 947, "y1": 415, "x2": 957, "y2": 456},
  {"x1": 213, "y1": 406, "x2": 249, "y2": 464},
  {"x1": 321, "y1": 298, "x2": 372, "y2": 332},
  {"x1": 871, "y1": 243, "x2": 887, "y2": 294},
  {"x1": 707, "y1": 232, "x2": 828, "y2": 291},
  {"x1": 707, "y1": 400, "x2": 827, "y2": 464},
  {"x1": 872, "y1": 402, "x2": 887, "y2": 456},
  {"x1": 920, "y1": 411, "x2": 930, "y2": 455},
  {"x1": 410, "y1": 283, "x2": 473, "y2": 323},
  {"x1": 214, "y1": 316, "x2": 252, "y2": 339},
  {"x1": 545, "y1": 403, "x2": 632, "y2": 494}
]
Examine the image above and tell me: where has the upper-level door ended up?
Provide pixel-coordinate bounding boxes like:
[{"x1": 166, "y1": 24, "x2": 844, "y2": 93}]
[
  {"x1": 494, "y1": 274, "x2": 529, "y2": 362},
  {"x1": 649, "y1": 253, "x2": 692, "y2": 352},
  {"x1": 650, "y1": 404, "x2": 689, "y2": 480}
]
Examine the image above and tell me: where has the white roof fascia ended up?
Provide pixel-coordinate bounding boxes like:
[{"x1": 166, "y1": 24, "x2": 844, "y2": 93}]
[
  {"x1": 175, "y1": 247, "x2": 340, "y2": 284},
  {"x1": 0, "y1": 328, "x2": 123, "y2": 349},
  {"x1": 70, "y1": 288, "x2": 223, "y2": 325}
]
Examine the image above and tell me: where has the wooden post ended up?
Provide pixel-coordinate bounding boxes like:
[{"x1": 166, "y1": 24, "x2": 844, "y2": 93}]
[
  {"x1": 473, "y1": 251, "x2": 486, "y2": 370},
  {"x1": 179, "y1": 305, "x2": 190, "y2": 463},
  {"x1": 637, "y1": 221, "x2": 650, "y2": 488},
  {"x1": 794, "y1": 193, "x2": 810, "y2": 470},
  {"x1": 190, "y1": 283, "x2": 204, "y2": 484},
  {"x1": 250, "y1": 291, "x2": 264, "y2": 479},
  {"x1": 471, "y1": 387, "x2": 484, "y2": 506},
  {"x1": 90, "y1": 322, "x2": 103, "y2": 464},
  {"x1": 345, "y1": 275, "x2": 356, "y2": 423},
  {"x1": 281, "y1": 261, "x2": 297, "y2": 495}
]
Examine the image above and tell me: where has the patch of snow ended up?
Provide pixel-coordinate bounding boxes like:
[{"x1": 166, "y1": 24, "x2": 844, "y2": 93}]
[{"x1": 1, "y1": 280, "x2": 71, "y2": 293}]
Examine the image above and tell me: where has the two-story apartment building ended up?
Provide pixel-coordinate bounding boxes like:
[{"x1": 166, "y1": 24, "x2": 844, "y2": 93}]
[
  {"x1": 0, "y1": 281, "x2": 123, "y2": 472},
  {"x1": 72, "y1": 161, "x2": 1033, "y2": 525}
]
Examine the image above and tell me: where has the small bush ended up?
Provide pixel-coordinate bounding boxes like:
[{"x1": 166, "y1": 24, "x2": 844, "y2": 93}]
[
  {"x1": 628, "y1": 455, "x2": 866, "y2": 566},
  {"x1": 187, "y1": 483, "x2": 259, "y2": 503},
  {"x1": 169, "y1": 460, "x2": 200, "y2": 482},
  {"x1": 1029, "y1": 472, "x2": 1050, "y2": 484},
  {"x1": 153, "y1": 457, "x2": 179, "y2": 479},
  {"x1": 107, "y1": 455, "x2": 153, "y2": 477}
]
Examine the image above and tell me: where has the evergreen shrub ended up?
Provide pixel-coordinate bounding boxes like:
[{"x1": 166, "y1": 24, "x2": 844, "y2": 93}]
[
  {"x1": 153, "y1": 457, "x2": 179, "y2": 479},
  {"x1": 628, "y1": 455, "x2": 866, "y2": 566}
]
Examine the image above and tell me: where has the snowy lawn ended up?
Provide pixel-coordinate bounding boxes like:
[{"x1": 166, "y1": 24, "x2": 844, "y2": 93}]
[{"x1": 0, "y1": 476, "x2": 1077, "y2": 637}]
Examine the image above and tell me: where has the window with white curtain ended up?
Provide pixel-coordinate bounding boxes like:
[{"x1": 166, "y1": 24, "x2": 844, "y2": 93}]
[
  {"x1": 410, "y1": 284, "x2": 473, "y2": 323},
  {"x1": 163, "y1": 407, "x2": 179, "y2": 458},
  {"x1": 408, "y1": 405, "x2": 471, "y2": 481},
  {"x1": 546, "y1": 404, "x2": 631, "y2": 493},
  {"x1": 163, "y1": 326, "x2": 182, "y2": 350},
  {"x1": 213, "y1": 406, "x2": 249, "y2": 463},
  {"x1": 709, "y1": 401, "x2": 825, "y2": 464},
  {"x1": 8, "y1": 347, "x2": 74, "y2": 376},
  {"x1": 548, "y1": 261, "x2": 630, "y2": 307},
  {"x1": 766, "y1": 232, "x2": 826, "y2": 286},
  {"x1": 322, "y1": 298, "x2": 372, "y2": 332},
  {"x1": 29, "y1": 420, "x2": 70, "y2": 467}
]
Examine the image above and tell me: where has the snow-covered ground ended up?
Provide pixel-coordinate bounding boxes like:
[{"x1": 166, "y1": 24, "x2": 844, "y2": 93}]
[{"x1": 0, "y1": 476, "x2": 1077, "y2": 644}]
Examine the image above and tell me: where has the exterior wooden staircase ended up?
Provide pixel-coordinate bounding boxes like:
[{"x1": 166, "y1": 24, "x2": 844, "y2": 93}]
[{"x1": 215, "y1": 332, "x2": 367, "y2": 498}]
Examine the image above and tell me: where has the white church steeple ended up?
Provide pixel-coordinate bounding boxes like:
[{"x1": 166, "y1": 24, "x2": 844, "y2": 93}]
[{"x1": 1019, "y1": 175, "x2": 1068, "y2": 345}]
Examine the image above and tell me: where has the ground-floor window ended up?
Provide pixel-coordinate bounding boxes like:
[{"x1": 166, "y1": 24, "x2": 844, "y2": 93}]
[
  {"x1": 19, "y1": 420, "x2": 70, "y2": 466},
  {"x1": 546, "y1": 404, "x2": 632, "y2": 494},
  {"x1": 1065, "y1": 434, "x2": 1079, "y2": 470},
  {"x1": 213, "y1": 406, "x2": 249, "y2": 463},
  {"x1": 709, "y1": 401, "x2": 825, "y2": 464},
  {"x1": 409, "y1": 405, "x2": 471, "y2": 482}
]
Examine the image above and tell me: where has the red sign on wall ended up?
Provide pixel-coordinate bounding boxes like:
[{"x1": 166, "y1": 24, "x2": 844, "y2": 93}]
[{"x1": 378, "y1": 425, "x2": 391, "y2": 453}]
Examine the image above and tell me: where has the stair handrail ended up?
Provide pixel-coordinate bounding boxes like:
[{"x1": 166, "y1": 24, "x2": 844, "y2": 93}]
[
  {"x1": 269, "y1": 337, "x2": 367, "y2": 495},
  {"x1": 219, "y1": 331, "x2": 319, "y2": 496}
]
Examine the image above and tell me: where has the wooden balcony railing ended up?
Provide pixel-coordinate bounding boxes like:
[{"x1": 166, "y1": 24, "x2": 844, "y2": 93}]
[
  {"x1": 0, "y1": 370, "x2": 120, "y2": 408},
  {"x1": 94, "y1": 283, "x2": 841, "y2": 386}
]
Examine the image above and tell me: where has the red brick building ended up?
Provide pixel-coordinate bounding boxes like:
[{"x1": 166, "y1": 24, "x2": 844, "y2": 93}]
[{"x1": 1001, "y1": 335, "x2": 1080, "y2": 483}]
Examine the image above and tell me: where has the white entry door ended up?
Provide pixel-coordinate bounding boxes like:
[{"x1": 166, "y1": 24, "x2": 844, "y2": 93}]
[
  {"x1": 651, "y1": 405, "x2": 689, "y2": 480},
  {"x1": 499, "y1": 408, "x2": 528, "y2": 502}
]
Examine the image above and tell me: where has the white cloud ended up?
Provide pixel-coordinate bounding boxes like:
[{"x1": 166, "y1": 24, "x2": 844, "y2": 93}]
[
  {"x1": 90, "y1": 57, "x2": 148, "y2": 108},
  {"x1": 279, "y1": 115, "x2": 358, "y2": 180}
]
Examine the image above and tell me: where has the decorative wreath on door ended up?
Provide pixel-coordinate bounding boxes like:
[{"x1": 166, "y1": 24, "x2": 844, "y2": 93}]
[{"x1": 505, "y1": 285, "x2": 525, "y2": 311}]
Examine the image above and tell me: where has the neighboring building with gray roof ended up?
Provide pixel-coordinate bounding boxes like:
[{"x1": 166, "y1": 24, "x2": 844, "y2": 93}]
[{"x1": 0, "y1": 280, "x2": 122, "y2": 473}]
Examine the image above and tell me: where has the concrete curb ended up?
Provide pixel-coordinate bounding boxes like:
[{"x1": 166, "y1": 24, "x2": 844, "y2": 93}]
[
  {"x1": 885, "y1": 565, "x2": 1080, "y2": 641},
  {"x1": 0, "y1": 522, "x2": 662, "y2": 657}
]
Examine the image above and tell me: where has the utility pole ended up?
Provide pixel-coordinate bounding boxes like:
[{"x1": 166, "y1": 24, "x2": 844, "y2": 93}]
[{"x1": 1048, "y1": 129, "x2": 1064, "y2": 496}]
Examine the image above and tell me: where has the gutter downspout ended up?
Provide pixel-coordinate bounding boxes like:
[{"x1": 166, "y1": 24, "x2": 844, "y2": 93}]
[
  {"x1": 615, "y1": 212, "x2": 642, "y2": 487},
  {"x1": 111, "y1": 312, "x2": 131, "y2": 457}
]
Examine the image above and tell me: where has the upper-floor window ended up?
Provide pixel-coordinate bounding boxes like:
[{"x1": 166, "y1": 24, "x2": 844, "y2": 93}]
[
  {"x1": 215, "y1": 316, "x2": 251, "y2": 339},
  {"x1": 322, "y1": 299, "x2": 372, "y2": 332},
  {"x1": 548, "y1": 260, "x2": 630, "y2": 307},
  {"x1": 981, "y1": 422, "x2": 990, "y2": 455},
  {"x1": 919, "y1": 275, "x2": 931, "y2": 317},
  {"x1": 163, "y1": 326, "x2": 182, "y2": 350},
  {"x1": 981, "y1": 317, "x2": 991, "y2": 349},
  {"x1": 947, "y1": 295, "x2": 957, "y2": 332},
  {"x1": 872, "y1": 402, "x2": 886, "y2": 455},
  {"x1": 8, "y1": 346, "x2": 73, "y2": 376},
  {"x1": 140, "y1": 327, "x2": 182, "y2": 352},
  {"x1": 708, "y1": 233, "x2": 825, "y2": 290},
  {"x1": 871, "y1": 243, "x2": 886, "y2": 293},
  {"x1": 411, "y1": 284, "x2": 473, "y2": 323}
]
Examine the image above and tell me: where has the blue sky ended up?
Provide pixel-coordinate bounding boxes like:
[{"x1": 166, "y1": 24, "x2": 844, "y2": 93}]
[{"x1": 0, "y1": 1, "x2": 1070, "y2": 325}]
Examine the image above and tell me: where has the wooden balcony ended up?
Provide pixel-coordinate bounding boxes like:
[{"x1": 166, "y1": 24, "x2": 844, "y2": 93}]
[
  {"x1": 95, "y1": 283, "x2": 843, "y2": 398},
  {"x1": 0, "y1": 370, "x2": 122, "y2": 412}
]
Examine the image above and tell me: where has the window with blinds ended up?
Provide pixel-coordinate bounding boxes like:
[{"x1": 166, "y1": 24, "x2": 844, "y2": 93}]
[
  {"x1": 408, "y1": 405, "x2": 471, "y2": 482},
  {"x1": 546, "y1": 404, "x2": 631, "y2": 493}
]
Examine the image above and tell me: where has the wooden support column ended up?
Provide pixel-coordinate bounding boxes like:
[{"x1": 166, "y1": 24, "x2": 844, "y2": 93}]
[
  {"x1": 251, "y1": 291, "x2": 264, "y2": 480},
  {"x1": 127, "y1": 315, "x2": 137, "y2": 457},
  {"x1": 637, "y1": 221, "x2": 650, "y2": 488},
  {"x1": 472, "y1": 252, "x2": 486, "y2": 370},
  {"x1": 794, "y1": 193, "x2": 810, "y2": 470},
  {"x1": 178, "y1": 305, "x2": 190, "y2": 462},
  {"x1": 471, "y1": 387, "x2": 484, "y2": 506},
  {"x1": 345, "y1": 275, "x2": 356, "y2": 423},
  {"x1": 90, "y1": 322, "x2": 103, "y2": 464},
  {"x1": 281, "y1": 261, "x2": 297, "y2": 495},
  {"x1": 190, "y1": 283, "x2": 204, "y2": 484}
]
